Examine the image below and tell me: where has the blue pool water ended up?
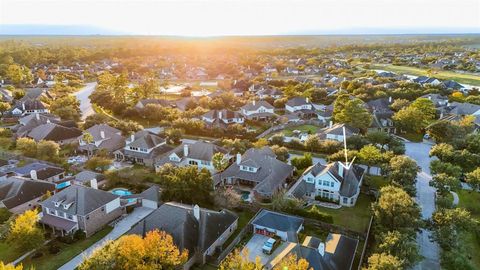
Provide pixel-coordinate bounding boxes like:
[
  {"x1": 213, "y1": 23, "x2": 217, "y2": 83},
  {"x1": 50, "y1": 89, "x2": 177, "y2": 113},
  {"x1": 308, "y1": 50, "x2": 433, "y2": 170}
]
[{"x1": 111, "y1": 188, "x2": 132, "y2": 196}]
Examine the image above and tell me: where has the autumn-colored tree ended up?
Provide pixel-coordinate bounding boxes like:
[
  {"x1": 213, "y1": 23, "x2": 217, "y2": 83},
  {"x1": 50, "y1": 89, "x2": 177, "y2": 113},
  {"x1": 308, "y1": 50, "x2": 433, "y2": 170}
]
[
  {"x1": 358, "y1": 145, "x2": 383, "y2": 173},
  {"x1": 273, "y1": 254, "x2": 311, "y2": 270},
  {"x1": 0, "y1": 262, "x2": 24, "y2": 270},
  {"x1": 36, "y1": 140, "x2": 60, "y2": 161},
  {"x1": 253, "y1": 138, "x2": 269, "y2": 149},
  {"x1": 465, "y1": 168, "x2": 480, "y2": 191},
  {"x1": 7, "y1": 209, "x2": 44, "y2": 251},
  {"x1": 212, "y1": 152, "x2": 229, "y2": 172},
  {"x1": 364, "y1": 253, "x2": 403, "y2": 270},
  {"x1": 79, "y1": 230, "x2": 188, "y2": 270},
  {"x1": 220, "y1": 249, "x2": 263, "y2": 270},
  {"x1": 16, "y1": 137, "x2": 37, "y2": 157}
]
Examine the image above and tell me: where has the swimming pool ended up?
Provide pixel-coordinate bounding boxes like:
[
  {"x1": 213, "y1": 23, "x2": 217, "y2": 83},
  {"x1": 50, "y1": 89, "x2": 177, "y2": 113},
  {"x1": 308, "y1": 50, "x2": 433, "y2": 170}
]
[{"x1": 111, "y1": 188, "x2": 132, "y2": 196}]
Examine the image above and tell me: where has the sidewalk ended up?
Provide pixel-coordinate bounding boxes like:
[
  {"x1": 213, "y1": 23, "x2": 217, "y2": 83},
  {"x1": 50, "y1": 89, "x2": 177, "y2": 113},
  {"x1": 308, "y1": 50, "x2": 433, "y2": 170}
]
[{"x1": 58, "y1": 207, "x2": 154, "y2": 270}]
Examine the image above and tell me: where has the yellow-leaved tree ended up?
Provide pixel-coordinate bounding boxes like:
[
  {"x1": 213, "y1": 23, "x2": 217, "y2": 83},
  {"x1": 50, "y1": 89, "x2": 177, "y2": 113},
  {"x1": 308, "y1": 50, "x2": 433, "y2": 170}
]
[
  {"x1": 0, "y1": 262, "x2": 24, "y2": 270},
  {"x1": 219, "y1": 249, "x2": 263, "y2": 270},
  {"x1": 79, "y1": 230, "x2": 188, "y2": 270},
  {"x1": 7, "y1": 209, "x2": 44, "y2": 252},
  {"x1": 273, "y1": 254, "x2": 312, "y2": 270}
]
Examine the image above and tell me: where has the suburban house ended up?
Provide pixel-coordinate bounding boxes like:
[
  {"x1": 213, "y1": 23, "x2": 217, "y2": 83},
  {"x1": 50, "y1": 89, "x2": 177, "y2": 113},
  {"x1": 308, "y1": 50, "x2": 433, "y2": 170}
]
[
  {"x1": 72, "y1": 170, "x2": 105, "y2": 186},
  {"x1": 24, "y1": 165, "x2": 65, "y2": 182},
  {"x1": 0, "y1": 176, "x2": 55, "y2": 214},
  {"x1": 26, "y1": 122, "x2": 82, "y2": 145},
  {"x1": 256, "y1": 88, "x2": 283, "y2": 99},
  {"x1": 78, "y1": 124, "x2": 125, "y2": 155},
  {"x1": 114, "y1": 130, "x2": 173, "y2": 167},
  {"x1": 441, "y1": 80, "x2": 465, "y2": 91},
  {"x1": 201, "y1": 109, "x2": 244, "y2": 129},
  {"x1": 215, "y1": 147, "x2": 294, "y2": 199},
  {"x1": 317, "y1": 123, "x2": 359, "y2": 142},
  {"x1": 245, "y1": 209, "x2": 358, "y2": 269},
  {"x1": 366, "y1": 97, "x2": 396, "y2": 134},
  {"x1": 155, "y1": 141, "x2": 229, "y2": 173},
  {"x1": 8, "y1": 100, "x2": 49, "y2": 117},
  {"x1": 285, "y1": 97, "x2": 317, "y2": 119},
  {"x1": 442, "y1": 102, "x2": 480, "y2": 117},
  {"x1": 422, "y1": 94, "x2": 449, "y2": 107},
  {"x1": 282, "y1": 233, "x2": 358, "y2": 270},
  {"x1": 287, "y1": 161, "x2": 365, "y2": 207},
  {"x1": 128, "y1": 202, "x2": 238, "y2": 270},
  {"x1": 240, "y1": 100, "x2": 277, "y2": 121},
  {"x1": 13, "y1": 113, "x2": 62, "y2": 138},
  {"x1": 40, "y1": 185, "x2": 125, "y2": 237},
  {"x1": 413, "y1": 76, "x2": 442, "y2": 86}
]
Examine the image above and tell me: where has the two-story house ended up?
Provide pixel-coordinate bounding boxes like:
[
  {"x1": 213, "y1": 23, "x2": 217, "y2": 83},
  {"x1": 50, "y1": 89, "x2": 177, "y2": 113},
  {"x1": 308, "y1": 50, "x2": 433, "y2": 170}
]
[
  {"x1": 78, "y1": 124, "x2": 125, "y2": 156},
  {"x1": 40, "y1": 185, "x2": 125, "y2": 237},
  {"x1": 366, "y1": 97, "x2": 396, "y2": 134},
  {"x1": 155, "y1": 141, "x2": 229, "y2": 173},
  {"x1": 114, "y1": 130, "x2": 173, "y2": 167},
  {"x1": 287, "y1": 161, "x2": 365, "y2": 207},
  {"x1": 27, "y1": 122, "x2": 82, "y2": 145},
  {"x1": 128, "y1": 202, "x2": 238, "y2": 270},
  {"x1": 201, "y1": 109, "x2": 244, "y2": 129},
  {"x1": 256, "y1": 88, "x2": 283, "y2": 99},
  {"x1": 285, "y1": 97, "x2": 317, "y2": 119},
  {"x1": 9, "y1": 100, "x2": 49, "y2": 117},
  {"x1": 215, "y1": 147, "x2": 293, "y2": 200},
  {"x1": 240, "y1": 100, "x2": 277, "y2": 121}
]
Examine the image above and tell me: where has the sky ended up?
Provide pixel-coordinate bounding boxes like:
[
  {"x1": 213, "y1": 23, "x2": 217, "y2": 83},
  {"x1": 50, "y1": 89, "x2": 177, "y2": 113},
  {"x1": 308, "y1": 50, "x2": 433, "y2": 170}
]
[{"x1": 1, "y1": 0, "x2": 479, "y2": 36}]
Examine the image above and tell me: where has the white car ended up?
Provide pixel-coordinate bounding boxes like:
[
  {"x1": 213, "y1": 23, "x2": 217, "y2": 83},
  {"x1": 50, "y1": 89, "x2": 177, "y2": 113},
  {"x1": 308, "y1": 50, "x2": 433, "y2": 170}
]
[{"x1": 262, "y1": 238, "x2": 277, "y2": 255}]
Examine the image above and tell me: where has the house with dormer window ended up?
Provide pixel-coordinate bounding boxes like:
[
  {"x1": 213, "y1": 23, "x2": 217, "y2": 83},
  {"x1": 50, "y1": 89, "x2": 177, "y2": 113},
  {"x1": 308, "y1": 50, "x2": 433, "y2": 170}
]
[
  {"x1": 201, "y1": 109, "x2": 244, "y2": 129},
  {"x1": 40, "y1": 185, "x2": 124, "y2": 237},
  {"x1": 287, "y1": 162, "x2": 365, "y2": 207},
  {"x1": 78, "y1": 124, "x2": 125, "y2": 155},
  {"x1": 215, "y1": 147, "x2": 293, "y2": 200},
  {"x1": 240, "y1": 100, "x2": 277, "y2": 121},
  {"x1": 155, "y1": 140, "x2": 230, "y2": 173}
]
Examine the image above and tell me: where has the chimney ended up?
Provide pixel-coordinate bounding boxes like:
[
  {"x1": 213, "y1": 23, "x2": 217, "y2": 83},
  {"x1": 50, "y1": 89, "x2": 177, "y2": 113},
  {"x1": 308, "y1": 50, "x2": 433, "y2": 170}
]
[
  {"x1": 388, "y1": 96, "x2": 392, "y2": 103},
  {"x1": 90, "y1": 178, "x2": 98, "y2": 189},
  {"x1": 22, "y1": 102, "x2": 25, "y2": 111},
  {"x1": 130, "y1": 134, "x2": 135, "y2": 142},
  {"x1": 306, "y1": 97, "x2": 309, "y2": 103},
  {"x1": 338, "y1": 162, "x2": 344, "y2": 178},
  {"x1": 329, "y1": 121, "x2": 333, "y2": 128},
  {"x1": 236, "y1": 153, "x2": 242, "y2": 165},
  {"x1": 100, "y1": 131, "x2": 105, "y2": 139},
  {"x1": 428, "y1": 96, "x2": 432, "y2": 100},
  {"x1": 318, "y1": 242, "x2": 325, "y2": 256},
  {"x1": 218, "y1": 111, "x2": 223, "y2": 119},
  {"x1": 183, "y1": 144, "x2": 189, "y2": 157},
  {"x1": 253, "y1": 100, "x2": 256, "y2": 106},
  {"x1": 35, "y1": 113, "x2": 40, "y2": 120},
  {"x1": 30, "y1": 170, "x2": 37, "y2": 180},
  {"x1": 193, "y1": 204, "x2": 200, "y2": 221}
]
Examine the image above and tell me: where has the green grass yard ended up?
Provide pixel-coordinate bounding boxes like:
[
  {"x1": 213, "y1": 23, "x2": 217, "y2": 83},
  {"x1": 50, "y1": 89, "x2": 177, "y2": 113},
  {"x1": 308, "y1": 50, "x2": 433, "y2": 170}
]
[
  {"x1": 369, "y1": 64, "x2": 480, "y2": 86},
  {"x1": 307, "y1": 194, "x2": 374, "y2": 233},
  {"x1": 280, "y1": 124, "x2": 319, "y2": 137},
  {"x1": 22, "y1": 227, "x2": 113, "y2": 270},
  {"x1": 0, "y1": 241, "x2": 24, "y2": 264},
  {"x1": 456, "y1": 190, "x2": 480, "y2": 269}
]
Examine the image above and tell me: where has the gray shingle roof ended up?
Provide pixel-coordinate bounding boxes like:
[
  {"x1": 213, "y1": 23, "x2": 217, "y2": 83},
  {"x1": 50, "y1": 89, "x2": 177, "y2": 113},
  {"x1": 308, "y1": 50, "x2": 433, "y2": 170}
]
[
  {"x1": 0, "y1": 177, "x2": 55, "y2": 209},
  {"x1": 128, "y1": 202, "x2": 238, "y2": 257},
  {"x1": 41, "y1": 185, "x2": 119, "y2": 216},
  {"x1": 252, "y1": 209, "x2": 303, "y2": 241},
  {"x1": 28, "y1": 122, "x2": 82, "y2": 142},
  {"x1": 241, "y1": 100, "x2": 274, "y2": 111}
]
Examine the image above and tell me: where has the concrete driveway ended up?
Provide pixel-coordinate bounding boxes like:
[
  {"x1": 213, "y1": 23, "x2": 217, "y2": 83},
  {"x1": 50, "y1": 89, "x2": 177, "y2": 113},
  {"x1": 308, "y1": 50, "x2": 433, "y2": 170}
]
[
  {"x1": 58, "y1": 206, "x2": 155, "y2": 270},
  {"x1": 405, "y1": 142, "x2": 440, "y2": 270},
  {"x1": 242, "y1": 234, "x2": 291, "y2": 268}
]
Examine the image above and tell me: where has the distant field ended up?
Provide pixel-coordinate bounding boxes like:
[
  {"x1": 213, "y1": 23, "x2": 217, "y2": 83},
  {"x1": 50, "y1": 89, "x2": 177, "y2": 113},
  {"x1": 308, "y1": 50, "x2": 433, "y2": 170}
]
[{"x1": 369, "y1": 64, "x2": 480, "y2": 86}]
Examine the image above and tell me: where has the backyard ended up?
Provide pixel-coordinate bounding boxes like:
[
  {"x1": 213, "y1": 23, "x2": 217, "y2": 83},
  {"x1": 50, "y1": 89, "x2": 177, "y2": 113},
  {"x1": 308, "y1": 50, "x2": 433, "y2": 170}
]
[
  {"x1": 21, "y1": 227, "x2": 113, "y2": 270},
  {"x1": 306, "y1": 194, "x2": 374, "y2": 233},
  {"x1": 277, "y1": 124, "x2": 319, "y2": 137}
]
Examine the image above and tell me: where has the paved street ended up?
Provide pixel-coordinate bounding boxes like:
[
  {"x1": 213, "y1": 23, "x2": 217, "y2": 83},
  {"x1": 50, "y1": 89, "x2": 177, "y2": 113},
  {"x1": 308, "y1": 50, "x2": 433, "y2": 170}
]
[
  {"x1": 73, "y1": 82, "x2": 97, "y2": 121},
  {"x1": 58, "y1": 207, "x2": 154, "y2": 270},
  {"x1": 405, "y1": 142, "x2": 440, "y2": 270}
]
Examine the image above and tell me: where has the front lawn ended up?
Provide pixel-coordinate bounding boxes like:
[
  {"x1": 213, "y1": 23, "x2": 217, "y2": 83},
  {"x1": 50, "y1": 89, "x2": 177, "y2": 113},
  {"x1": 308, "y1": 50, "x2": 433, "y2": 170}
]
[
  {"x1": 0, "y1": 241, "x2": 24, "y2": 264},
  {"x1": 307, "y1": 194, "x2": 373, "y2": 233},
  {"x1": 22, "y1": 227, "x2": 113, "y2": 270},
  {"x1": 281, "y1": 124, "x2": 320, "y2": 137}
]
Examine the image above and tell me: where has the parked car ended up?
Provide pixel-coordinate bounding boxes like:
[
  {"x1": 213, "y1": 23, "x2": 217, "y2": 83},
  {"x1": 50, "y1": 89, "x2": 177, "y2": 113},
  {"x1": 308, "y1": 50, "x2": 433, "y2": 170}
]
[{"x1": 262, "y1": 238, "x2": 277, "y2": 255}]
